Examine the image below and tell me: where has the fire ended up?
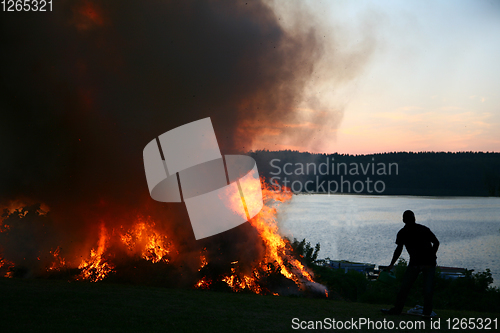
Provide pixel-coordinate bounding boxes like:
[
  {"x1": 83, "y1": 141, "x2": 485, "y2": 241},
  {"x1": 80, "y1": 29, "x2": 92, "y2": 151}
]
[
  {"x1": 247, "y1": 180, "x2": 314, "y2": 284},
  {"x1": 0, "y1": 257, "x2": 14, "y2": 275},
  {"x1": 48, "y1": 247, "x2": 66, "y2": 271},
  {"x1": 221, "y1": 270, "x2": 263, "y2": 294},
  {"x1": 1, "y1": 177, "x2": 326, "y2": 297},
  {"x1": 0, "y1": 210, "x2": 175, "y2": 281},
  {"x1": 196, "y1": 277, "x2": 211, "y2": 289},
  {"x1": 197, "y1": 177, "x2": 323, "y2": 295},
  {"x1": 76, "y1": 216, "x2": 173, "y2": 281},
  {"x1": 0, "y1": 201, "x2": 52, "y2": 277},
  {"x1": 119, "y1": 218, "x2": 172, "y2": 263},
  {"x1": 239, "y1": 168, "x2": 265, "y2": 217},
  {"x1": 0, "y1": 201, "x2": 49, "y2": 222},
  {"x1": 78, "y1": 223, "x2": 114, "y2": 282},
  {"x1": 199, "y1": 252, "x2": 208, "y2": 271},
  {"x1": 243, "y1": 178, "x2": 314, "y2": 285}
]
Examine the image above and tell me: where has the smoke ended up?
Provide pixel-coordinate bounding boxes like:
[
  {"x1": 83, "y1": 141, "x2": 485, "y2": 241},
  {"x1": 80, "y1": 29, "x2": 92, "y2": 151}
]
[
  {"x1": 0, "y1": 1, "x2": 374, "y2": 277},
  {"x1": 1, "y1": 0, "x2": 321, "y2": 199},
  {"x1": 246, "y1": 0, "x2": 378, "y2": 152}
]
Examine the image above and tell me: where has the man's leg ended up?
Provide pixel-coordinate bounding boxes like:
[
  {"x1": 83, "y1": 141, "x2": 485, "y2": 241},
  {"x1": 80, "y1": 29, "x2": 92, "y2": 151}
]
[
  {"x1": 422, "y1": 266, "x2": 436, "y2": 316},
  {"x1": 393, "y1": 266, "x2": 420, "y2": 313}
]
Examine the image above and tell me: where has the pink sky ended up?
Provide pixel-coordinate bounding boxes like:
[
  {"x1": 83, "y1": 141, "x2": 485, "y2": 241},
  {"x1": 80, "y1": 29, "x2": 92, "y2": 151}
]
[{"x1": 249, "y1": 1, "x2": 500, "y2": 155}]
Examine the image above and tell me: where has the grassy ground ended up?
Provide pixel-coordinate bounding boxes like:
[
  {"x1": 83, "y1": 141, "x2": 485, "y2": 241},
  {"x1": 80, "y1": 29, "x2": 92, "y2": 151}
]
[{"x1": 0, "y1": 277, "x2": 498, "y2": 332}]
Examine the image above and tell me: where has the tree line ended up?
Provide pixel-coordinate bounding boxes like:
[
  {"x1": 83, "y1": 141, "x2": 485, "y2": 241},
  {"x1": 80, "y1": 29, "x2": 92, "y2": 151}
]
[{"x1": 248, "y1": 150, "x2": 500, "y2": 196}]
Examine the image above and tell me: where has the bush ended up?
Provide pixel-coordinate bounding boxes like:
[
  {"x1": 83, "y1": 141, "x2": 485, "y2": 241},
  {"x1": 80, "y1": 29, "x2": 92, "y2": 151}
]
[
  {"x1": 312, "y1": 264, "x2": 368, "y2": 301},
  {"x1": 313, "y1": 256, "x2": 500, "y2": 313},
  {"x1": 289, "y1": 238, "x2": 320, "y2": 267},
  {"x1": 290, "y1": 234, "x2": 500, "y2": 312},
  {"x1": 433, "y1": 268, "x2": 500, "y2": 312}
]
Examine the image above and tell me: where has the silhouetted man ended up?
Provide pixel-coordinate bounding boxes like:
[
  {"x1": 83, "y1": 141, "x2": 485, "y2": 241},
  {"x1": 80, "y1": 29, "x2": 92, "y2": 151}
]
[{"x1": 381, "y1": 210, "x2": 439, "y2": 317}]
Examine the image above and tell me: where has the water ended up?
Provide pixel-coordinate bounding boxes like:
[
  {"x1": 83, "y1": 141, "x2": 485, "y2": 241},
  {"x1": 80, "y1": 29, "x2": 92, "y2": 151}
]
[{"x1": 277, "y1": 194, "x2": 500, "y2": 287}]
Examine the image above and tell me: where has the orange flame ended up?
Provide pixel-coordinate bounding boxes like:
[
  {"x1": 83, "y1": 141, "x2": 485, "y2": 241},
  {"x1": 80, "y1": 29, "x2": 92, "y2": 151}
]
[
  {"x1": 247, "y1": 179, "x2": 314, "y2": 284},
  {"x1": 199, "y1": 254, "x2": 208, "y2": 271},
  {"x1": 78, "y1": 223, "x2": 114, "y2": 282},
  {"x1": 220, "y1": 265, "x2": 264, "y2": 294},
  {"x1": 2, "y1": 178, "x2": 324, "y2": 295},
  {"x1": 0, "y1": 257, "x2": 14, "y2": 277},
  {"x1": 48, "y1": 247, "x2": 66, "y2": 271},
  {"x1": 197, "y1": 177, "x2": 319, "y2": 293},
  {"x1": 119, "y1": 217, "x2": 172, "y2": 263},
  {"x1": 196, "y1": 277, "x2": 212, "y2": 289},
  {"x1": 75, "y1": 216, "x2": 174, "y2": 282}
]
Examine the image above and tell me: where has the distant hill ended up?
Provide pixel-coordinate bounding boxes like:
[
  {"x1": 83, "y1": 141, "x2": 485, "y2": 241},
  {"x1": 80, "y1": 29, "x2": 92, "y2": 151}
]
[{"x1": 248, "y1": 150, "x2": 500, "y2": 196}]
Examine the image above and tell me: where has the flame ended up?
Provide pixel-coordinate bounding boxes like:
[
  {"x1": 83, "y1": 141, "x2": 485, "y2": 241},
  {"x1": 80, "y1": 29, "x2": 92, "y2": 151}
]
[
  {"x1": 195, "y1": 277, "x2": 212, "y2": 289},
  {"x1": 199, "y1": 254, "x2": 208, "y2": 271},
  {"x1": 220, "y1": 265, "x2": 264, "y2": 294},
  {"x1": 197, "y1": 177, "x2": 320, "y2": 294},
  {"x1": 74, "y1": 217, "x2": 174, "y2": 282},
  {"x1": 239, "y1": 168, "x2": 263, "y2": 216},
  {"x1": 246, "y1": 179, "x2": 314, "y2": 285},
  {"x1": 119, "y1": 217, "x2": 172, "y2": 263},
  {"x1": 0, "y1": 257, "x2": 14, "y2": 277},
  {"x1": 48, "y1": 247, "x2": 66, "y2": 271},
  {"x1": 249, "y1": 182, "x2": 313, "y2": 284},
  {"x1": 78, "y1": 223, "x2": 114, "y2": 282},
  {"x1": 0, "y1": 201, "x2": 49, "y2": 223},
  {"x1": 2, "y1": 178, "x2": 325, "y2": 296}
]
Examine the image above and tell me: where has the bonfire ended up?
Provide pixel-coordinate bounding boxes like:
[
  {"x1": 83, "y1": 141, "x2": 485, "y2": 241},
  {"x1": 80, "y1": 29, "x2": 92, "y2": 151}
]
[{"x1": 0, "y1": 179, "x2": 327, "y2": 297}]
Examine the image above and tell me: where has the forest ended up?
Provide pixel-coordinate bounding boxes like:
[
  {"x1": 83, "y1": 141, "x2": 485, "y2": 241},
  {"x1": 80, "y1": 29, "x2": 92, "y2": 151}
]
[{"x1": 248, "y1": 150, "x2": 500, "y2": 196}]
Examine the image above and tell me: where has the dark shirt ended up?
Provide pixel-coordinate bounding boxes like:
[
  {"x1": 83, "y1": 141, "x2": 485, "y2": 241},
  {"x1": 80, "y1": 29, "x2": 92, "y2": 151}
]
[{"x1": 396, "y1": 223, "x2": 438, "y2": 266}]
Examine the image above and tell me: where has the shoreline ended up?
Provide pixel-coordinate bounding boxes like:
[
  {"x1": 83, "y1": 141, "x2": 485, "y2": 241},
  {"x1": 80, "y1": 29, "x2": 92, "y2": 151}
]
[{"x1": 287, "y1": 192, "x2": 500, "y2": 199}]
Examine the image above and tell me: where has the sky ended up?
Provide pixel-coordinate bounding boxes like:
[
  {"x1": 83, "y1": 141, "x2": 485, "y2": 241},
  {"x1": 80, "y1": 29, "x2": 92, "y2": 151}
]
[
  {"x1": 1, "y1": 0, "x2": 498, "y2": 210},
  {"x1": 251, "y1": 0, "x2": 500, "y2": 154}
]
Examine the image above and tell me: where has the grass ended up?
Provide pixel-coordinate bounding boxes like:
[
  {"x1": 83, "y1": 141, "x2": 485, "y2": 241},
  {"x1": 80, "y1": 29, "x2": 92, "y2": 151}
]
[{"x1": 0, "y1": 277, "x2": 498, "y2": 332}]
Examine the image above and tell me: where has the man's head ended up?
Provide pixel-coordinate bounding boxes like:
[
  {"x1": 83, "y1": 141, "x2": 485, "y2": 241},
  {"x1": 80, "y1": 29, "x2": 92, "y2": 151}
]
[{"x1": 403, "y1": 210, "x2": 416, "y2": 224}]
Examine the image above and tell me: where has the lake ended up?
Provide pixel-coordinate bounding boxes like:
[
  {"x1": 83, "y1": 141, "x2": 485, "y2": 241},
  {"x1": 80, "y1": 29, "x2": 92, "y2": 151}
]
[{"x1": 277, "y1": 194, "x2": 500, "y2": 287}]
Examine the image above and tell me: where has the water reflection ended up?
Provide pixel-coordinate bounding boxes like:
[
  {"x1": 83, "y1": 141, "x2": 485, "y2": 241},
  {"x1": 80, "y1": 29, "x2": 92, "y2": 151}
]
[{"x1": 279, "y1": 194, "x2": 500, "y2": 286}]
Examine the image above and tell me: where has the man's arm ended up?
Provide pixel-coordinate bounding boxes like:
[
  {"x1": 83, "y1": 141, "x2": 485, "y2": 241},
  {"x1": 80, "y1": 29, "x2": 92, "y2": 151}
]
[
  {"x1": 431, "y1": 232, "x2": 439, "y2": 256},
  {"x1": 386, "y1": 244, "x2": 404, "y2": 271}
]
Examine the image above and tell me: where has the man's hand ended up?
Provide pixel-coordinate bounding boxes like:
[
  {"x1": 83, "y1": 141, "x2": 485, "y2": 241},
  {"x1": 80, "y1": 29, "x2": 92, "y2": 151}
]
[
  {"x1": 387, "y1": 244, "x2": 403, "y2": 270},
  {"x1": 384, "y1": 264, "x2": 394, "y2": 272}
]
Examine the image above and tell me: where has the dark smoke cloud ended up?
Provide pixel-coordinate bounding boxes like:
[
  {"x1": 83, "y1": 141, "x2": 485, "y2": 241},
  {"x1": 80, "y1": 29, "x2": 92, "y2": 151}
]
[
  {"x1": 0, "y1": 0, "x2": 327, "y2": 273},
  {"x1": 0, "y1": 0, "x2": 321, "y2": 205}
]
